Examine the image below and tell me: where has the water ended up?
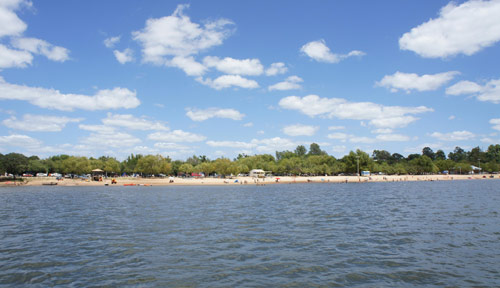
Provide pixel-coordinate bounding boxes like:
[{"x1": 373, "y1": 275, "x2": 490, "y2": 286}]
[{"x1": 1, "y1": 180, "x2": 499, "y2": 287}]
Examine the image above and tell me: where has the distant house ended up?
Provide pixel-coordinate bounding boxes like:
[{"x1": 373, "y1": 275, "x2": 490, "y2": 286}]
[
  {"x1": 470, "y1": 165, "x2": 482, "y2": 174},
  {"x1": 249, "y1": 169, "x2": 266, "y2": 178},
  {"x1": 361, "y1": 171, "x2": 370, "y2": 176}
]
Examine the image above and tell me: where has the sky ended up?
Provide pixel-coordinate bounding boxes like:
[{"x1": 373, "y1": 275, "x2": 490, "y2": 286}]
[{"x1": 1, "y1": 0, "x2": 500, "y2": 160}]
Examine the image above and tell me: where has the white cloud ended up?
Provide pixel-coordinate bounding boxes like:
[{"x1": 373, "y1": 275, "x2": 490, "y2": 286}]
[
  {"x1": 0, "y1": 43, "x2": 32, "y2": 68},
  {"x1": 243, "y1": 122, "x2": 253, "y2": 127},
  {"x1": 446, "y1": 80, "x2": 482, "y2": 95},
  {"x1": 132, "y1": 4, "x2": 233, "y2": 64},
  {"x1": 446, "y1": 79, "x2": 500, "y2": 104},
  {"x1": 375, "y1": 134, "x2": 410, "y2": 142},
  {"x1": 0, "y1": 134, "x2": 41, "y2": 149},
  {"x1": 490, "y1": 118, "x2": 500, "y2": 131},
  {"x1": 265, "y1": 62, "x2": 287, "y2": 76},
  {"x1": 328, "y1": 132, "x2": 409, "y2": 143},
  {"x1": 399, "y1": 0, "x2": 500, "y2": 58},
  {"x1": 82, "y1": 132, "x2": 141, "y2": 148},
  {"x1": 153, "y1": 142, "x2": 191, "y2": 150},
  {"x1": 186, "y1": 108, "x2": 244, "y2": 121},
  {"x1": 430, "y1": 130, "x2": 475, "y2": 141},
  {"x1": 102, "y1": 113, "x2": 168, "y2": 130},
  {"x1": 0, "y1": 77, "x2": 140, "y2": 111},
  {"x1": 3, "y1": 114, "x2": 82, "y2": 132},
  {"x1": 0, "y1": 2, "x2": 70, "y2": 68},
  {"x1": 196, "y1": 75, "x2": 258, "y2": 90},
  {"x1": 349, "y1": 136, "x2": 376, "y2": 144},
  {"x1": 148, "y1": 130, "x2": 206, "y2": 142},
  {"x1": 104, "y1": 36, "x2": 120, "y2": 48},
  {"x1": 0, "y1": 0, "x2": 28, "y2": 38},
  {"x1": 279, "y1": 94, "x2": 432, "y2": 128},
  {"x1": 206, "y1": 137, "x2": 302, "y2": 153},
  {"x1": 448, "y1": 115, "x2": 456, "y2": 120},
  {"x1": 300, "y1": 40, "x2": 365, "y2": 63},
  {"x1": 203, "y1": 56, "x2": 263, "y2": 76},
  {"x1": 167, "y1": 56, "x2": 207, "y2": 76},
  {"x1": 328, "y1": 126, "x2": 345, "y2": 131},
  {"x1": 283, "y1": 124, "x2": 318, "y2": 136},
  {"x1": 206, "y1": 140, "x2": 255, "y2": 149},
  {"x1": 11, "y1": 37, "x2": 69, "y2": 62},
  {"x1": 113, "y1": 48, "x2": 134, "y2": 64},
  {"x1": 268, "y1": 75, "x2": 303, "y2": 91},
  {"x1": 327, "y1": 132, "x2": 349, "y2": 141},
  {"x1": 371, "y1": 128, "x2": 393, "y2": 134},
  {"x1": 79, "y1": 124, "x2": 116, "y2": 133},
  {"x1": 377, "y1": 71, "x2": 459, "y2": 93}
]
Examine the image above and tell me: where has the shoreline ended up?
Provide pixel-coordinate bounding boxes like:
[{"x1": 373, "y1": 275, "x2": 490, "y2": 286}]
[{"x1": 1, "y1": 174, "x2": 498, "y2": 187}]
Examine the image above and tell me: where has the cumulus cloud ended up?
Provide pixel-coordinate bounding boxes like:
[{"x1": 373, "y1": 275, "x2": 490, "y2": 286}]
[
  {"x1": 490, "y1": 118, "x2": 500, "y2": 131},
  {"x1": 328, "y1": 126, "x2": 345, "y2": 131},
  {"x1": 11, "y1": 37, "x2": 70, "y2": 62},
  {"x1": 0, "y1": 0, "x2": 28, "y2": 38},
  {"x1": 196, "y1": 75, "x2": 258, "y2": 90},
  {"x1": 167, "y1": 56, "x2": 207, "y2": 76},
  {"x1": 399, "y1": 0, "x2": 500, "y2": 58},
  {"x1": 265, "y1": 62, "x2": 288, "y2": 76},
  {"x1": 206, "y1": 137, "x2": 300, "y2": 153},
  {"x1": 0, "y1": 134, "x2": 41, "y2": 149},
  {"x1": 446, "y1": 79, "x2": 500, "y2": 104},
  {"x1": 0, "y1": 77, "x2": 140, "y2": 111},
  {"x1": 78, "y1": 124, "x2": 116, "y2": 134},
  {"x1": 279, "y1": 94, "x2": 432, "y2": 128},
  {"x1": 300, "y1": 40, "x2": 365, "y2": 63},
  {"x1": 3, "y1": 114, "x2": 82, "y2": 132},
  {"x1": 148, "y1": 130, "x2": 206, "y2": 142},
  {"x1": 82, "y1": 132, "x2": 141, "y2": 148},
  {"x1": 0, "y1": 43, "x2": 32, "y2": 68},
  {"x1": 132, "y1": 4, "x2": 233, "y2": 64},
  {"x1": 104, "y1": 36, "x2": 120, "y2": 48},
  {"x1": 153, "y1": 142, "x2": 191, "y2": 150},
  {"x1": 268, "y1": 75, "x2": 303, "y2": 91},
  {"x1": 377, "y1": 71, "x2": 459, "y2": 93},
  {"x1": 101, "y1": 113, "x2": 168, "y2": 130},
  {"x1": 328, "y1": 132, "x2": 409, "y2": 143},
  {"x1": 206, "y1": 140, "x2": 255, "y2": 149},
  {"x1": 0, "y1": 1, "x2": 70, "y2": 68},
  {"x1": 113, "y1": 48, "x2": 134, "y2": 64},
  {"x1": 430, "y1": 130, "x2": 475, "y2": 141},
  {"x1": 203, "y1": 56, "x2": 263, "y2": 76},
  {"x1": 282, "y1": 124, "x2": 318, "y2": 136},
  {"x1": 371, "y1": 128, "x2": 393, "y2": 134},
  {"x1": 186, "y1": 107, "x2": 244, "y2": 121}
]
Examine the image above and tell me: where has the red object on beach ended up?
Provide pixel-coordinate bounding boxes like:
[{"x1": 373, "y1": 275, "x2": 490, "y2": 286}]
[{"x1": 123, "y1": 183, "x2": 136, "y2": 186}]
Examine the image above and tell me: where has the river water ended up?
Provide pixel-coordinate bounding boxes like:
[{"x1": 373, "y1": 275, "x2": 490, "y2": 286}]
[{"x1": 1, "y1": 180, "x2": 499, "y2": 287}]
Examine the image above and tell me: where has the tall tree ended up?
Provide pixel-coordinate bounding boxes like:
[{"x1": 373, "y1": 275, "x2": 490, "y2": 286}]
[
  {"x1": 294, "y1": 145, "x2": 307, "y2": 157},
  {"x1": 308, "y1": 143, "x2": 326, "y2": 156},
  {"x1": 422, "y1": 147, "x2": 435, "y2": 160}
]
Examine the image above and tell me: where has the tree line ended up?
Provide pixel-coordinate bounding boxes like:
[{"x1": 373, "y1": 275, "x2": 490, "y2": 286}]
[{"x1": 1, "y1": 143, "x2": 499, "y2": 177}]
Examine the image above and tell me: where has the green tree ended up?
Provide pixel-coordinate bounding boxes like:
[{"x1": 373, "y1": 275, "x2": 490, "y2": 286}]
[
  {"x1": 135, "y1": 155, "x2": 171, "y2": 176},
  {"x1": 372, "y1": 150, "x2": 391, "y2": 163},
  {"x1": 448, "y1": 146, "x2": 466, "y2": 162},
  {"x1": 308, "y1": 143, "x2": 326, "y2": 156},
  {"x1": 294, "y1": 145, "x2": 307, "y2": 157},
  {"x1": 178, "y1": 163, "x2": 194, "y2": 175},
  {"x1": 434, "y1": 150, "x2": 446, "y2": 160},
  {"x1": 422, "y1": 147, "x2": 435, "y2": 160},
  {"x1": 2, "y1": 153, "x2": 29, "y2": 177}
]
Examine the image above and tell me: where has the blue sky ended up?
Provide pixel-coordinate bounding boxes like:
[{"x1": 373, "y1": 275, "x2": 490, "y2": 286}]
[{"x1": 1, "y1": 0, "x2": 500, "y2": 160}]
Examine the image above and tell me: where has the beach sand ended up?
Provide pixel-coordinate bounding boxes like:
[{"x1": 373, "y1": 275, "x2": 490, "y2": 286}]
[{"x1": 2, "y1": 174, "x2": 497, "y2": 187}]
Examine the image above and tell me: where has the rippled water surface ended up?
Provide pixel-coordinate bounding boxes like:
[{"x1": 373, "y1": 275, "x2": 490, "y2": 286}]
[{"x1": 1, "y1": 180, "x2": 500, "y2": 287}]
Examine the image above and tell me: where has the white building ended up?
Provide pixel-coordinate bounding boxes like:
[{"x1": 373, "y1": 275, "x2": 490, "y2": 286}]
[{"x1": 249, "y1": 169, "x2": 266, "y2": 178}]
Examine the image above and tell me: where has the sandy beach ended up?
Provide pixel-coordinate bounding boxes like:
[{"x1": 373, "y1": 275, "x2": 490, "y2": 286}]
[{"x1": 1, "y1": 174, "x2": 496, "y2": 187}]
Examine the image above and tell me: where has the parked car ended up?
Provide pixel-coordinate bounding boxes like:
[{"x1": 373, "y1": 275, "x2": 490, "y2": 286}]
[
  {"x1": 36, "y1": 173, "x2": 48, "y2": 177},
  {"x1": 23, "y1": 173, "x2": 33, "y2": 177}
]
